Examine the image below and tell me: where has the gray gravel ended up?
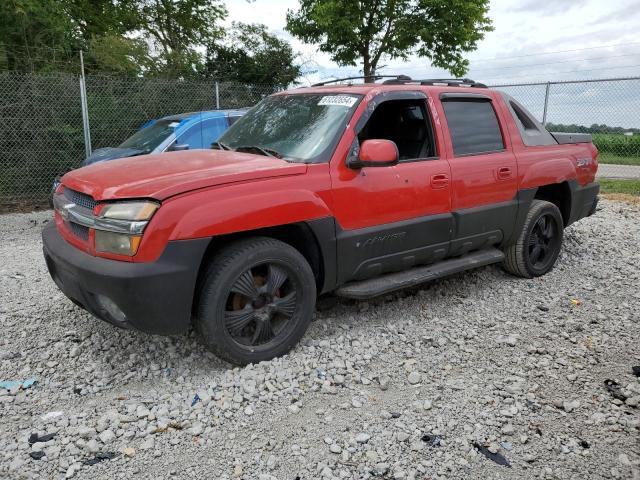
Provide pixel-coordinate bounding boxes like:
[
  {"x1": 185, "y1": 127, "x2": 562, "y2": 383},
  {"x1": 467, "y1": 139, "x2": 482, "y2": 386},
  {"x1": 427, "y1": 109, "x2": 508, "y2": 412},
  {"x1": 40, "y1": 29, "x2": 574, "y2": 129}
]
[{"x1": 1, "y1": 200, "x2": 639, "y2": 480}]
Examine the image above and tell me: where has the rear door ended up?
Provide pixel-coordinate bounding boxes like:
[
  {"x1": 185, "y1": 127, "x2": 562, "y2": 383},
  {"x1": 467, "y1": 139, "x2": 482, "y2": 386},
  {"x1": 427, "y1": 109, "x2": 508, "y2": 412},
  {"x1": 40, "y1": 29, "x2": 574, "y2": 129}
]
[{"x1": 436, "y1": 92, "x2": 518, "y2": 255}]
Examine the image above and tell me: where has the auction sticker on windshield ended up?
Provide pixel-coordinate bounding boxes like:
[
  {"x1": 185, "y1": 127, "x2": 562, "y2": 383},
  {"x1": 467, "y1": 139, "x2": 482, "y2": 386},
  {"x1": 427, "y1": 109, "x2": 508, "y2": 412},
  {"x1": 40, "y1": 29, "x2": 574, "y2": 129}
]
[{"x1": 318, "y1": 95, "x2": 358, "y2": 107}]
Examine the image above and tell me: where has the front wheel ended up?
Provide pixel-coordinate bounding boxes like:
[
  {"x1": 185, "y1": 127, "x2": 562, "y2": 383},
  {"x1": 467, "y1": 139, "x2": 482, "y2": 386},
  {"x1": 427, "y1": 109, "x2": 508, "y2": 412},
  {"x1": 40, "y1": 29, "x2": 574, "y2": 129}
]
[
  {"x1": 196, "y1": 237, "x2": 316, "y2": 365},
  {"x1": 502, "y1": 200, "x2": 564, "y2": 278}
]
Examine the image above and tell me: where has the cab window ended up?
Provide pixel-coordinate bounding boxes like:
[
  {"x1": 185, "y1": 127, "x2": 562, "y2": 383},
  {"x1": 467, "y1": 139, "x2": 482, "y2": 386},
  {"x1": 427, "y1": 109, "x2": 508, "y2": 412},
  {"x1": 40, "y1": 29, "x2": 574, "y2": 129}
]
[{"x1": 358, "y1": 99, "x2": 437, "y2": 161}]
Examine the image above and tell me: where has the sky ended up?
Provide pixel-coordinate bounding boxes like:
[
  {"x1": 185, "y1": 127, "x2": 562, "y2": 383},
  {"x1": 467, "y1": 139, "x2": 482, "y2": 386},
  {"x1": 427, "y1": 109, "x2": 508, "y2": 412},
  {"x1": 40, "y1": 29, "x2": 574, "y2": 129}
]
[{"x1": 225, "y1": 0, "x2": 640, "y2": 127}]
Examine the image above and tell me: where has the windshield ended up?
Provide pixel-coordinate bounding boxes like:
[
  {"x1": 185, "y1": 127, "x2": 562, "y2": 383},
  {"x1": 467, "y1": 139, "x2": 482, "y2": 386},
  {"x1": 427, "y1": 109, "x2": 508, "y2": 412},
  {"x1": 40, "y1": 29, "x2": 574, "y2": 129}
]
[
  {"x1": 119, "y1": 119, "x2": 176, "y2": 154},
  {"x1": 217, "y1": 93, "x2": 362, "y2": 163}
]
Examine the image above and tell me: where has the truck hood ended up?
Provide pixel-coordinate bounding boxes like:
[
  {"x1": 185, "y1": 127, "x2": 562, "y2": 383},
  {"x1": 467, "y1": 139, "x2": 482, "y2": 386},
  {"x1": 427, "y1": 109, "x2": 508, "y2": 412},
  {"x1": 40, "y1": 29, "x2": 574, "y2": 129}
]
[{"x1": 61, "y1": 150, "x2": 307, "y2": 201}]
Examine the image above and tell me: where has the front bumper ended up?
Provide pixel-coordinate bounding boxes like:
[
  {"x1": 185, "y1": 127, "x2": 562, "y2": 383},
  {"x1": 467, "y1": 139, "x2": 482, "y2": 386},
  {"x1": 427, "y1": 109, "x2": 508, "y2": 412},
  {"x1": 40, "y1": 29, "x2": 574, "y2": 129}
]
[{"x1": 42, "y1": 222, "x2": 209, "y2": 335}]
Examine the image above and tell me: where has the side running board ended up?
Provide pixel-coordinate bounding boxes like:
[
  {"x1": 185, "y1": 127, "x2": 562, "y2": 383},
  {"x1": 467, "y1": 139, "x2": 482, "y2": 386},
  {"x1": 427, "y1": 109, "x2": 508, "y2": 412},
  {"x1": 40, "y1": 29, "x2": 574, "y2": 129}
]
[{"x1": 336, "y1": 248, "x2": 504, "y2": 300}]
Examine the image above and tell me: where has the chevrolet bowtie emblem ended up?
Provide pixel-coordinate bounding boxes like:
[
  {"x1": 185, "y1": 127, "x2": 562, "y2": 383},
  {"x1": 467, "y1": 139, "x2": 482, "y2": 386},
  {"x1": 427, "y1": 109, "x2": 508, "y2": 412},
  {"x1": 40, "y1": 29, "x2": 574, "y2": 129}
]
[{"x1": 59, "y1": 202, "x2": 75, "y2": 220}]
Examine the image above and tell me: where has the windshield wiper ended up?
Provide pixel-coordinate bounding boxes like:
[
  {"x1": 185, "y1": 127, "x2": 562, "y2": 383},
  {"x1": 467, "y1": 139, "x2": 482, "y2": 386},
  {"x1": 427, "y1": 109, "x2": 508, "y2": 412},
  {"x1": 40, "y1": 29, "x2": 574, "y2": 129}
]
[
  {"x1": 235, "y1": 145, "x2": 283, "y2": 159},
  {"x1": 212, "y1": 141, "x2": 232, "y2": 151}
]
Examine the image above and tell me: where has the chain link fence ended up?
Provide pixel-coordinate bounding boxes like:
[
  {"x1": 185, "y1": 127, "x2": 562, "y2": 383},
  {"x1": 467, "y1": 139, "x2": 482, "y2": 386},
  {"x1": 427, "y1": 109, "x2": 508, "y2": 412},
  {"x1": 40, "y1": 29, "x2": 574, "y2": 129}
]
[
  {"x1": 1, "y1": 74, "x2": 639, "y2": 210},
  {"x1": 492, "y1": 77, "x2": 640, "y2": 179},
  {"x1": 0, "y1": 72, "x2": 275, "y2": 209}
]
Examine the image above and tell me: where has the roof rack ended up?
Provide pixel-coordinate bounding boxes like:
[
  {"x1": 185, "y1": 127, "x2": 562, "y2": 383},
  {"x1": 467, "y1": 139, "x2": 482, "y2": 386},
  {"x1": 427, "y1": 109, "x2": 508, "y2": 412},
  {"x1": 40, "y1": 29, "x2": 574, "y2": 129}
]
[
  {"x1": 382, "y1": 77, "x2": 487, "y2": 88},
  {"x1": 311, "y1": 75, "x2": 412, "y2": 87}
]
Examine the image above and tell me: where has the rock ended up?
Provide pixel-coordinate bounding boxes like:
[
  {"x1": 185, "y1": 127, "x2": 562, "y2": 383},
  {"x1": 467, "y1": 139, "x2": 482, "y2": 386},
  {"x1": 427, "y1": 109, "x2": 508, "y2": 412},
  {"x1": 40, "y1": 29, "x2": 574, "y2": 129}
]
[
  {"x1": 329, "y1": 444, "x2": 342, "y2": 454},
  {"x1": 501, "y1": 423, "x2": 515, "y2": 435},
  {"x1": 500, "y1": 406, "x2": 518, "y2": 417},
  {"x1": 497, "y1": 335, "x2": 518, "y2": 346},
  {"x1": 625, "y1": 396, "x2": 639, "y2": 407},
  {"x1": 85, "y1": 439, "x2": 100, "y2": 454},
  {"x1": 98, "y1": 429, "x2": 115, "y2": 444},
  {"x1": 563, "y1": 400, "x2": 580, "y2": 413},
  {"x1": 379, "y1": 375, "x2": 390, "y2": 391},
  {"x1": 122, "y1": 447, "x2": 136, "y2": 457},
  {"x1": 407, "y1": 371, "x2": 421, "y2": 385},
  {"x1": 78, "y1": 426, "x2": 96, "y2": 439},
  {"x1": 136, "y1": 405, "x2": 151, "y2": 419},
  {"x1": 189, "y1": 422, "x2": 203, "y2": 436},
  {"x1": 140, "y1": 437, "x2": 155, "y2": 450},
  {"x1": 374, "y1": 463, "x2": 389, "y2": 475},
  {"x1": 355, "y1": 433, "x2": 371, "y2": 444},
  {"x1": 287, "y1": 404, "x2": 300, "y2": 414}
]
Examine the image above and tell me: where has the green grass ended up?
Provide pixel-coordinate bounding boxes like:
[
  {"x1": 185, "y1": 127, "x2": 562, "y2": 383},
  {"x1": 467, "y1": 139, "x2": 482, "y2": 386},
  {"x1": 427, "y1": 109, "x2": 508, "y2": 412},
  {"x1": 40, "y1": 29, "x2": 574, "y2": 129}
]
[
  {"x1": 597, "y1": 152, "x2": 640, "y2": 166},
  {"x1": 599, "y1": 179, "x2": 640, "y2": 195}
]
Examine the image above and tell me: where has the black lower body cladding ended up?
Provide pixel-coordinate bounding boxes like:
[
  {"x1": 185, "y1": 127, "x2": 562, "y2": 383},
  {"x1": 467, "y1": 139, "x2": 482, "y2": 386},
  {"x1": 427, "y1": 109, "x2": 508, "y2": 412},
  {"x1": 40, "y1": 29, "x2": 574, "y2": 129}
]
[
  {"x1": 42, "y1": 222, "x2": 209, "y2": 335},
  {"x1": 568, "y1": 181, "x2": 599, "y2": 225}
]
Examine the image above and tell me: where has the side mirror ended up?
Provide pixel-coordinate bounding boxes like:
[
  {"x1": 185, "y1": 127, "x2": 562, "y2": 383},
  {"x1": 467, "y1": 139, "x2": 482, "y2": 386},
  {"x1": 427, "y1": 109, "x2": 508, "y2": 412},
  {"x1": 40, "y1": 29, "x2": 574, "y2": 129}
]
[
  {"x1": 171, "y1": 143, "x2": 189, "y2": 151},
  {"x1": 348, "y1": 139, "x2": 399, "y2": 169}
]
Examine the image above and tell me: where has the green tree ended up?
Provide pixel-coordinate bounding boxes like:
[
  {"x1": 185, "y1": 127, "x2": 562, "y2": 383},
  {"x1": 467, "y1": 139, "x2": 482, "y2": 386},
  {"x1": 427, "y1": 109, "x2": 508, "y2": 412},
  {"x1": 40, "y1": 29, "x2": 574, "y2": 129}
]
[
  {"x1": 0, "y1": 0, "x2": 77, "y2": 72},
  {"x1": 66, "y1": 0, "x2": 142, "y2": 41},
  {"x1": 85, "y1": 34, "x2": 158, "y2": 76},
  {"x1": 285, "y1": 0, "x2": 492, "y2": 80},
  {"x1": 205, "y1": 22, "x2": 302, "y2": 88},
  {"x1": 137, "y1": 0, "x2": 227, "y2": 77}
]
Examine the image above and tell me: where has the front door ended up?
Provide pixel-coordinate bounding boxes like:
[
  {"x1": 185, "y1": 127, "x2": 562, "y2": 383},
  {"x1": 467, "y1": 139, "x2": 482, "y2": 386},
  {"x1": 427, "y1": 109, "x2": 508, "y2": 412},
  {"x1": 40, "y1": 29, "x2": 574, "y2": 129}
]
[{"x1": 330, "y1": 93, "x2": 453, "y2": 283}]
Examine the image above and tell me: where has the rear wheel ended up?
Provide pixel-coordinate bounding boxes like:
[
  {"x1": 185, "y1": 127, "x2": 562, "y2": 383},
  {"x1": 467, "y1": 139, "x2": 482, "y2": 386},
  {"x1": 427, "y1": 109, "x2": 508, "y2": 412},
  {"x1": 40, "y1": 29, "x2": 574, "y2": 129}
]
[
  {"x1": 196, "y1": 237, "x2": 316, "y2": 365},
  {"x1": 503, "y1": 200, "x2": 564, "y2": 278}
]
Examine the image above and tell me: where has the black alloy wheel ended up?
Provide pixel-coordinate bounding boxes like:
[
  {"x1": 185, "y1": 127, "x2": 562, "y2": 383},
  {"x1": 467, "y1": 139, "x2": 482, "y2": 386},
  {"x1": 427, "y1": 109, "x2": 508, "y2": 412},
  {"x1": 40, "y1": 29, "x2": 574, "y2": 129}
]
[
  {"x1": 528, "y1": 213, "x2": 561, "y2": 271},
  {"x1": 197, "y1": 237, "x2": 316, "y2": 365},
  {"x1": 502, "y1": 200, "x2": 564, "y2": 278},
  {"x1": 224, "y1": 263, "x2": 298, "y2": 348}
]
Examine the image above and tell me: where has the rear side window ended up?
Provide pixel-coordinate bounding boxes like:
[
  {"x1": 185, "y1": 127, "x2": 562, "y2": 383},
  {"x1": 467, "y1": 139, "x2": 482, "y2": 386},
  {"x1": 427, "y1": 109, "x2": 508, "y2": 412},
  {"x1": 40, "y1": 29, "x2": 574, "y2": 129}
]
[
  {"x1": 501, "y1": 93, "x2": 557, "y2": 147},
  {"x1": 442, "y1": 99, "x2": 504, "y2": 156}
]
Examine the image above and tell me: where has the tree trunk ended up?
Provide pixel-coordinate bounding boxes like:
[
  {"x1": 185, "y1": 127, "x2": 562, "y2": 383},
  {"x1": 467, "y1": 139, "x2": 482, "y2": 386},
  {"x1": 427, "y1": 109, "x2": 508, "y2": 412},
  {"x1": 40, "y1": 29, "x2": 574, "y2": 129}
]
[{"x1": 363, "y1": 51, "x2": 374, "y2": 82}]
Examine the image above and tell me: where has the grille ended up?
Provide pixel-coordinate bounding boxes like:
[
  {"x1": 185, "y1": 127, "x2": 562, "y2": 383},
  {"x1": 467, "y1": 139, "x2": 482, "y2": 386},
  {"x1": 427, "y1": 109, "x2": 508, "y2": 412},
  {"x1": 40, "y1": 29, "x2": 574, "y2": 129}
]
[
  {"x1": 68, "y1": 222, "x2": 89, "y2": 241},
  {"x1": 64, "y1": 188, "x2": 97, "y2": 211}
]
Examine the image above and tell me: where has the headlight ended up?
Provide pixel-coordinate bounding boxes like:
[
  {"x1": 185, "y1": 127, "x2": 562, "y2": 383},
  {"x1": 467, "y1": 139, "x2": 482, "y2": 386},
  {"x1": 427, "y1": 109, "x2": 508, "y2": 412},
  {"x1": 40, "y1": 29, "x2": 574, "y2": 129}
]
[
  {"x1": 95, "y1": 201, "x2": 159, "y2": 256},
  {"x1": 100, "y1": 201, "x2": 158, "y2": 221},
  {"x1": 95, "y1": 231, "x2": 142, "y2": 256}
]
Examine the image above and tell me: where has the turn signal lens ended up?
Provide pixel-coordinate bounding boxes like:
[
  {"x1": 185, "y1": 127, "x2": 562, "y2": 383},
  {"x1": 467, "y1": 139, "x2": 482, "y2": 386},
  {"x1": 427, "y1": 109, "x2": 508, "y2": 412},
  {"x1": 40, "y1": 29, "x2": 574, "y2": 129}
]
[
  {"x1": 95, "y1": 231, "x2": 142, "y2": 256},
  {"x1": 100, "y1": 201, "x2": 159, "y2": 221}
]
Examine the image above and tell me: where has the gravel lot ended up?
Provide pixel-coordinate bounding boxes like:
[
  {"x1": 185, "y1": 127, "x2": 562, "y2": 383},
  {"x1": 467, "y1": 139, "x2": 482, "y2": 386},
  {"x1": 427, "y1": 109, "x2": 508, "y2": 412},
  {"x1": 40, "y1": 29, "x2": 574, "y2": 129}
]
[{"x1": 1, "y1": 200, "x2": 639, "y2": 480}]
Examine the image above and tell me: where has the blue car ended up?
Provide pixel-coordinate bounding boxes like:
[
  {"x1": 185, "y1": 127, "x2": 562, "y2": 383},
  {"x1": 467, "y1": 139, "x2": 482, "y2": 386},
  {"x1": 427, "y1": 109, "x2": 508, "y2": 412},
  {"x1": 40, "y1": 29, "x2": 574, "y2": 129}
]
[
  {"x1": 50, "y1": 109, "x2": 247, "y2": 204},
  {"x1": 84, "y1": 109, "x2": 248, "y2": 165}
]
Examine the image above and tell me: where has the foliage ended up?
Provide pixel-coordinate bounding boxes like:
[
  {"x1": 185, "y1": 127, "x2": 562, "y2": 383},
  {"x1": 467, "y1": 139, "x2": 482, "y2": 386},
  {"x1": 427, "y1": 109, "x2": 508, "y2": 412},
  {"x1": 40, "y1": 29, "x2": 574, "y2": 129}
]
[
  {"x1": 136, "y1": 0, "x2": 227, "y2": 77},
  {"x1": 205, "y1": 22, "x2": 302, "y2": 88},
  {"x1": 85, "y1": 35, "x2": 157, "y2": 76},
  {"x1": 0, "y1": 0, "x2": 299, "y2": 87},
  {"x1": 546, "y1": 124, "x2": 640, "y2": 164},
  {"x1": 591, "y1": 133, "x2": 640, "y2": 157},
  {"x1": 0, "y1": 0, "x2": 78, "y2": 72},
  {"x1": 285, "y1": 0, "x2": 492, "y2": 79},
  {"x1": 546, "y1": 122, "x2": 640, "y2": 135}
]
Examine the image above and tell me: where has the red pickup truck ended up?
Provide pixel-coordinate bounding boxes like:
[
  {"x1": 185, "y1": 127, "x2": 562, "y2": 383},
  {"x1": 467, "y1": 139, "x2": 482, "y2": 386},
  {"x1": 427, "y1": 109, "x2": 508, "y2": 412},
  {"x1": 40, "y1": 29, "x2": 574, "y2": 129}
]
[{"x1": 43, "y1": 77, "x2": 599, "y2": 364}]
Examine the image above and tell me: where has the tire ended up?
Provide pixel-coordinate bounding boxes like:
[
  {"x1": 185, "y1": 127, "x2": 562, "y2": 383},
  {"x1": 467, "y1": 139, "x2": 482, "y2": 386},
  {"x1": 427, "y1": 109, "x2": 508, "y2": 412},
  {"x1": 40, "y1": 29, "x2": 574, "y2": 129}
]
[
  {"x1": 196, "y1": 237, "x2": 316, "y2": 365},
  {"x1": 502, "y1": 200, "x2": 564, "y2": 278}
]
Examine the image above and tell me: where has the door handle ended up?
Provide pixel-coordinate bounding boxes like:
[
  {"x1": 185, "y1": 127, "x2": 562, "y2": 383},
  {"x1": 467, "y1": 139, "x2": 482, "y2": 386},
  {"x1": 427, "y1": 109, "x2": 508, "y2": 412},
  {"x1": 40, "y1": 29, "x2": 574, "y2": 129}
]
[
  {"x1": 497, "y1": 167, "x2": 512, "y2": 180},
  {"x1": 431, "y1": 173, "x2": 449, "y2": 189}
]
